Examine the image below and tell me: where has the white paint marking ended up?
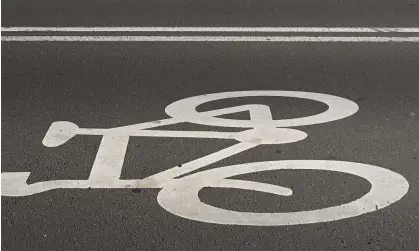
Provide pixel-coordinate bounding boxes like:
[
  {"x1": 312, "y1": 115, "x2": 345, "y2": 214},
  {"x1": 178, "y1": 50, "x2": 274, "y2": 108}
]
[
  {"x1": 109, "y1": 118, "x2": 181, "y2": 132},
  {"x1": 234, "y1": 128, "x2": 307, "y2": 144},
  {"x1": 212, "y1": 179, "x2": 293, "y2": 196},
  {"x1": 42, "y1": 121, "x2": 79, "y2": 147},
  {"x1": 106, "y1": 105, "x2": 271, "y2": 134},
  {"x1": 141, "y1": 142, "x2": 258, "y2": 185},
  {"x1": 88, "y1": 135, "x2": 129, "y2": 182},
  {"x1": 165, "y1": 90, "x2": 359, "y2": 127},
  {"x1": 157, "y1": 160, "x2": 409, "y2": 226},
  {"x1": 2, "y1": 36, "x2": 419, "y2": 42},
  {"x1": 80, "y1": 128, "x2": 238, "y2": 140},
  {"x1": 1, "y1": 90, "x2": 410, "y2": 226},
  {"x1": 0, "y1": 172, "x2": 165, "y2": 196},
  {"x1": 1, "y1": 90, "x2": 359, "y2": 197},
  {"x1": 2, "y1": 27, "x2": 419, "y2": 32}
]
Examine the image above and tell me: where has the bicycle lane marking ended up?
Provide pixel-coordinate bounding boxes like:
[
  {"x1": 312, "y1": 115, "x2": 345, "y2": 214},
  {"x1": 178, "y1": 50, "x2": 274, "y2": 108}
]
[{"x1": 0, "y1": 90, "x2": 410, "y2": 226}]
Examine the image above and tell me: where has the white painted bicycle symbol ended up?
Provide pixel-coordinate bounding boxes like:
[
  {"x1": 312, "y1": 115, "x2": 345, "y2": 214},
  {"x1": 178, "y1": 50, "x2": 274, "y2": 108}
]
[{"x1": 1, "y1": 90, "x2": 409, "y2": 226}]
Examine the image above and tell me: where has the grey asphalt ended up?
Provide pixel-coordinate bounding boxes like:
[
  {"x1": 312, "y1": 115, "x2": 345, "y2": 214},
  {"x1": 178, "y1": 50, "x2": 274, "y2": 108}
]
[
  {"x1": 2, "y1": 0, "x2": 419, "y2": 250},
  {"x1": 2, "y1": 0, "x2": 419, "y2": 27}
]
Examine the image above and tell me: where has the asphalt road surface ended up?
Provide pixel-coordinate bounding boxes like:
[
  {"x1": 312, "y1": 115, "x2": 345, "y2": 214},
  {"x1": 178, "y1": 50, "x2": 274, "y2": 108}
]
[
  {"x1": 2, "y1": 0, "x2": 419, "y2": 27},
  {"x1": 2, "y1": 0, "x2": 419, "y2": 250}
]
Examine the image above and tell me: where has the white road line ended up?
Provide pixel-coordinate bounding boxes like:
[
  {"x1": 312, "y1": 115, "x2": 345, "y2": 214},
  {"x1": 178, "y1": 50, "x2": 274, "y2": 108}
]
[
  {"x1": 2, "y1": 27, "x2": 419, "y2": 32},
  {"x1": 2, "y1": 36, "x2": 419, "y2": 42}
]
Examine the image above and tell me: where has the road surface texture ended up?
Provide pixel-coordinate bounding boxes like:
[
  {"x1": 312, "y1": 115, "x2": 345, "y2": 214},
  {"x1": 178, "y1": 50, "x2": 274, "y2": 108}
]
[{"x1": 1, "y1": 0, "x2": 419, "y2": 250}]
